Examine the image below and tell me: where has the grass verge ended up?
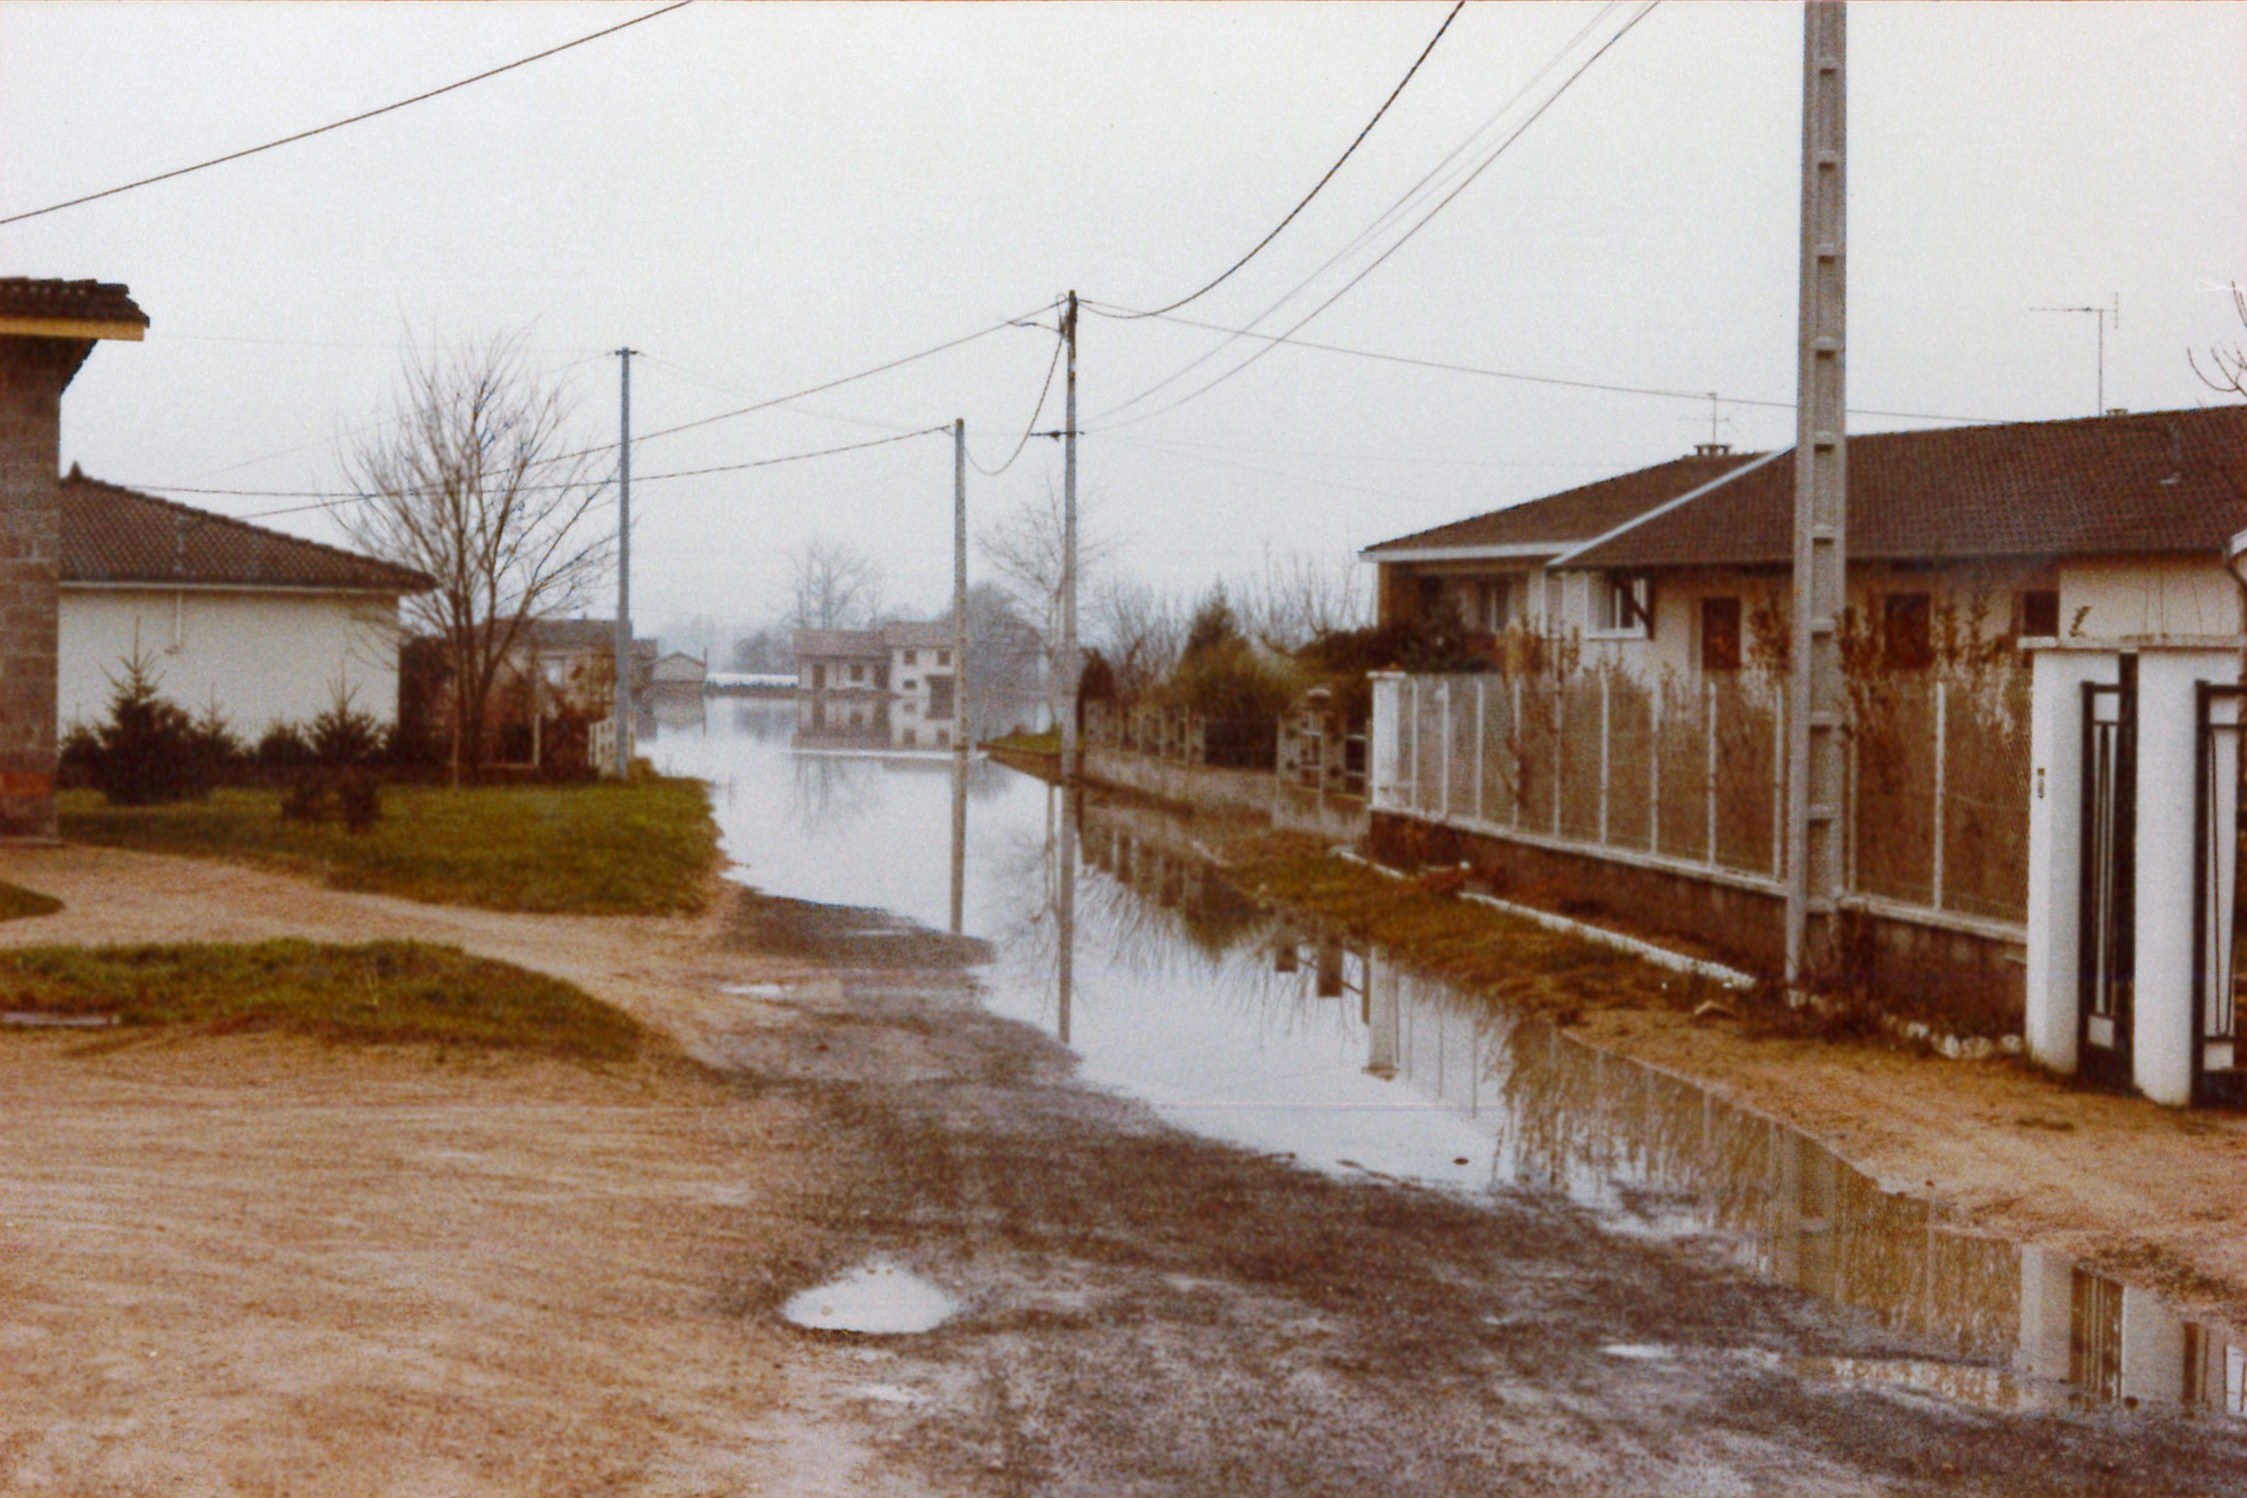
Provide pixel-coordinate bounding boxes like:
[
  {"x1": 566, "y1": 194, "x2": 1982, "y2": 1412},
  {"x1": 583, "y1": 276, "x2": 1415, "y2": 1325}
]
[
  {"x1": 0, "y1": 939, "x2": 649, "y2": 1060},
  {"x1": 1228, "y1": 832, "x2": 1713, "y2": 1020},
  {"x1": 0, "y1": 881, "x2": 62, "y2": 922},
  {"x1": 60, "y1": 779, "x2": 719, "y2": 916}
]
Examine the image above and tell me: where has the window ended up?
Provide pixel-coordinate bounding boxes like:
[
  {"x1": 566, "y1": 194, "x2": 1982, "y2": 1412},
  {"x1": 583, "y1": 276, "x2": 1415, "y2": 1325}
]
[
  {"x1": 1471, "y1": 578, "x2": 1512, "y2": 633},
  {"x1": 1591, "y1": 573, "x2": 1652, "y2": 637},
  {"x1": 936, "y1": 650, "x2": 951, "y2": 667},
  {"x1": 849, "y1": 663, "x2": 865, "y2": 684},
  {"x1": 903, "y1": 649, "x2": 918, "y2": 666},
  {"x1": 1700, "y1": 596, "x2": 1742, "y2": 671},
  {"x1": 2018, "y1": 589, "x2": 2060, "y2": 638},
  {"x1": 1883, "y1": 592, "x2": 1933, "y2": 669}
]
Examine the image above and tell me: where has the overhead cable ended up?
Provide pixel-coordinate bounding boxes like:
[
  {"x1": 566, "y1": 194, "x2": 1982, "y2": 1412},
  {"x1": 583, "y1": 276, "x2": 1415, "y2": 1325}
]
[
  {"x1": 1084, "y1": 308, "x2": 2009, "y2": 426},
  {"x1": 1087, "y1": 1, "x2": 1626, "y2": 421},
  {"x1": 1090, "y1": 2, "x2": 1662, "y2": 433},
  {"x1": 1105, "y1": 0, "x2": 1465, "y2": 321},
  {"x1": 968, "y1": 323, "x2": 1067, "y2": 476},
  {"x1": 0, "y1": 2, "x2": 695, "y2": 228}
]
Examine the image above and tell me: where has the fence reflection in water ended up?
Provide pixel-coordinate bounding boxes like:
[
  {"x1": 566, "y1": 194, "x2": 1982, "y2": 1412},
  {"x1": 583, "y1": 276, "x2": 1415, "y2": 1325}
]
[{"x1": 1058, "y1": 795, "x2": 2241, "y2": 1418}]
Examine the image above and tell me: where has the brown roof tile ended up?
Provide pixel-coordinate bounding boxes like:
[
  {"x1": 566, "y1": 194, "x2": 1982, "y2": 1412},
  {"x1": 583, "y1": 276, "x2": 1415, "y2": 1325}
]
[
  {"x1": 1364, "y1": 453, "x2": 1763, "y2": 554},
  {"x1": 0, "y1": 278, "x2": 147, "y2": 331},
  {"x1": 62, "y1": 473, "x2": 432, "y2": 593},
  {"x1": 1563, "y1": 406, "x2": 2247, "y2": 572}
]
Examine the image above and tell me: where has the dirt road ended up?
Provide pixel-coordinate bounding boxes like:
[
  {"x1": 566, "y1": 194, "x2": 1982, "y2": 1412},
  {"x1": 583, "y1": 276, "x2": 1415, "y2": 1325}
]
[{"x1": 1, "y1": 844, "x2": 2244, "y2": 1495}]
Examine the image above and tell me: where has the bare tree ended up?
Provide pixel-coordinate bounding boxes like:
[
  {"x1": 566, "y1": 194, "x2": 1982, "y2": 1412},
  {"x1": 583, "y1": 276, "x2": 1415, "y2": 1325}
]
[
  {"x1": 342, "y1": 332, "x2": 612, "y2": 782},
  {"x1": 1092, "y1": 578, "x2": 1186, "y2": 698},
  {"x1": 978, "y1": 473, "x2": 1118, "y2": 722},
  {"x1": 1232, "y1": 545, "x2": 1369, "y2": 653},
  {"x1": 785, "y1": 536, "x2": 885, "y2": 631},
  {"x1": 2191, "y1": 281, "x2": 2247, "y2": 398}
]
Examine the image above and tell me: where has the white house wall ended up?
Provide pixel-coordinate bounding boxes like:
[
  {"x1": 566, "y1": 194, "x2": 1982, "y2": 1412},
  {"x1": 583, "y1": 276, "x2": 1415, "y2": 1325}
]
[
  {"x1": 2059, "y1": 557, "x2": 2242, "y2": 640},
  {"x1": 60, "y1": 588, "x2": 403, "y2": 732}
]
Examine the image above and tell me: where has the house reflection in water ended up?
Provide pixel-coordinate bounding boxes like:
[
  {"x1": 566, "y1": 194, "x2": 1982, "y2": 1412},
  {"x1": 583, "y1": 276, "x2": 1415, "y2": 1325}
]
[{"x1": 1065, "y1": 796, "x2": 2247, "y2": 1422}]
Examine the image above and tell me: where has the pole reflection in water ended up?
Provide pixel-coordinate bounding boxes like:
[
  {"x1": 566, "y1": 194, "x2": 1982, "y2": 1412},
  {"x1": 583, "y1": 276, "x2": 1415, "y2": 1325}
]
[{"x1": 948, "y1": 748, "x2": 968, "y2": 937}]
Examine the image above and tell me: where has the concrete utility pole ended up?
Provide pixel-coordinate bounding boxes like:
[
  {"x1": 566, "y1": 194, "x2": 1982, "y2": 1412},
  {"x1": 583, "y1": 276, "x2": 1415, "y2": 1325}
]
[
  {"x1": 1785, "y1": 2, "x2": 1847, "y2": 986},
  {"x1": 953, "y1": 417, "x2": 969, "y2": 755},
  {"x1": 613, "y1": 346, "x2": 636, "y2": 778},
  {"x1": 1060, "y1": 290, "x2": 1080, "y2": 781}
]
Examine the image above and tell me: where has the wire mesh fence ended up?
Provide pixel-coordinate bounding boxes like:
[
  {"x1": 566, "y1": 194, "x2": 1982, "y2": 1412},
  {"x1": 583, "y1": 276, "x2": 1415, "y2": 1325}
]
[{"x1": 1375, "y1": 663, "x2": 2029, "y2": 927}]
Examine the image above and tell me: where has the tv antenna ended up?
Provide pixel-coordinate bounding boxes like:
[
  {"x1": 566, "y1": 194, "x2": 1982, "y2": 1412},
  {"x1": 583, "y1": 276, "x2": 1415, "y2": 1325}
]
[
  {"x1": 2031, "y1": 294, "x2": 2119, "y2": 415},
  {"x1": 1681, "y1": 391, "x2": 1738, "y2": 455}
]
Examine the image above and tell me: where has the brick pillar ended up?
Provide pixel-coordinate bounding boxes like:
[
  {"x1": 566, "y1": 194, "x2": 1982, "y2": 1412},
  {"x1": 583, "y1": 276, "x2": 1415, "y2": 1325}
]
[{"x1": 0, "y1": 337, "x2": 87, "y2": 840}]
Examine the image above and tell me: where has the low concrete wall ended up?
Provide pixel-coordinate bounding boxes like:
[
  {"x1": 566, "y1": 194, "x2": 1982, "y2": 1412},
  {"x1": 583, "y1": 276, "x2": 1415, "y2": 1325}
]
[
  {"x1": 1082, "y1": 747, "x2": 1371, "y2": 842},
  {"x1": 1370, "y1": 810, "x2": 2024, "y2": 1033},
  {"x1": 1083, "y1": 747, "x2": 1273, "y2": 819}
]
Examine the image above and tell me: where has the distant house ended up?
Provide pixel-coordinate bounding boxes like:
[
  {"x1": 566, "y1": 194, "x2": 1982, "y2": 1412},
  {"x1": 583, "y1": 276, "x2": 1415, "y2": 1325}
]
[
  {"x1": 58, "y1": 470, "x2": 433, "y2": 731},
  {"x1": 519, "y1": 619, "x2": 657, "y2": 710},
  {"x1": 650, "y1": 650, "x2": 707, "y2": 689},
  {"x1": 792, "y1": 619, "x2": 961, "y2": 750}
]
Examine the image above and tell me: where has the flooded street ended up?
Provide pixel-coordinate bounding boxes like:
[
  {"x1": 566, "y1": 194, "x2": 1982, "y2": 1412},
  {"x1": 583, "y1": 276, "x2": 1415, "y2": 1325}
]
[{"x1": 654, "y1": 696, "x2": 2247, "y2": 1493}]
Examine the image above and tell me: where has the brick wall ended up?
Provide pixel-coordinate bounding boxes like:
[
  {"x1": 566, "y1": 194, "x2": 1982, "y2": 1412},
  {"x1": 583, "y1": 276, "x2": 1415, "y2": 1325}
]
[{"x1": 0, "y1": 338, "x2": 81, "y2": 839}]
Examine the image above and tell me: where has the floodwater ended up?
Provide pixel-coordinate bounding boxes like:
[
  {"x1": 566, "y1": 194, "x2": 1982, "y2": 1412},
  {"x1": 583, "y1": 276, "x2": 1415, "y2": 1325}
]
[
  {"x1": 781, "y1": 1261, "x2": 960, "y2": 1336},
  {"x1": 650, "y1": 692, "x2": 2247, "y2": 1422}
]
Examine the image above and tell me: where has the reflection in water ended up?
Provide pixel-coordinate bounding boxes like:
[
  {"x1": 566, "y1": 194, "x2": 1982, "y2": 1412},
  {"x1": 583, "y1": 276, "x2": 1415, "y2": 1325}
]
[
  {"x1": 1019, "y1": 793, "x2": 2247, "y2": 1422},
  {"x1": 651, "y1": 702, "x2": 2246, "y2": 1426}
]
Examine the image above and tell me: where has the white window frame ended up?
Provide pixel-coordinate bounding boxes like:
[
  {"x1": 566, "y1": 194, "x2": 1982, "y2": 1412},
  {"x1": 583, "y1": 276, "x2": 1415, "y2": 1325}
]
[{"x1": 1588, "y1": 573, "x2": 1651, "y2": 640}]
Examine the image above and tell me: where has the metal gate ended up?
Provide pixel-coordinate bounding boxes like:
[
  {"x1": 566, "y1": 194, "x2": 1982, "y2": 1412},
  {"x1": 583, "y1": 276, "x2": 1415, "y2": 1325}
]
[
  {"x1": 2077, "y1": 662, "x2": 2136, "y2": 1088},
  {"x1": 2192, "y1": 682, "x2": 2246, "y2": 1107}
]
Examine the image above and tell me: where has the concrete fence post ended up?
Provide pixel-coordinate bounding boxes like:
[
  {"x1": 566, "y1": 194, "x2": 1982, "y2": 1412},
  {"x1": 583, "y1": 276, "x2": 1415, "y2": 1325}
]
[
  {"x1": 1598, "y1": 670, "x2": 1612, "y2": 846},
  {"x1": 1773, "y1": 694, "x2": 1787, "y2": 880},
  {"x1": 1706, "y1": 678, "x2": 1720, "y2": 868},
  {"x1": 1439, "y1": 679, "x2": 1454, "y2": 822},
  {"x1": 1552, "y1": 683, "x2": 1565, "y2": 838},
  {"x1": 1474, "y1": 677, "x2": 1488, "y2": 825},
  {"x1": 1511, "y1": 678, "x2": 1524, "y2": 829},
  {"x1": 1650, "y1": 687, "x2": 1663, "y2": 855},
  {"x1": 1932, "y1": 678, "x2": 1948, "y2": 910}
]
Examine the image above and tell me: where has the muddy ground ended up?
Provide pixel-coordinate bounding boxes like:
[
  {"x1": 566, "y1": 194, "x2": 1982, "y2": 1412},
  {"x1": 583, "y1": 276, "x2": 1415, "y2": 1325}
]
[{"x1": 1, "y1": 844, "x2": 2244, "y2": 1494}]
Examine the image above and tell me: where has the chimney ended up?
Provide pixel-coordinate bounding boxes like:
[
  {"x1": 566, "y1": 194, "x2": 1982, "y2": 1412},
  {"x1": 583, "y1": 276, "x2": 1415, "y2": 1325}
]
[{"x1": 1694, "y1": 441, "x2": 1733, "y2": 457}]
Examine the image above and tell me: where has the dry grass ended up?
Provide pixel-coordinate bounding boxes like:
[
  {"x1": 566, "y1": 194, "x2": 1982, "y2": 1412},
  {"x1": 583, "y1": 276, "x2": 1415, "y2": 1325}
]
[{"x1": 59, "y1": 778, "x2": 719, "y2": 916}]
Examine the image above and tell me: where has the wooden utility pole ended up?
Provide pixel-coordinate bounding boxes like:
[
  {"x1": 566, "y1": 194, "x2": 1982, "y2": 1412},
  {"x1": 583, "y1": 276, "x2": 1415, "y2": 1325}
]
[
  {"x1": 1785, "y1": 3, "x2": 1847, "y2": 985},
  {"x1": 612, "y1": 346, "x2": 637, "y2": 779},
  {"x1": 1060, "y1": 290, "x2": 1080, "y2": 780}
]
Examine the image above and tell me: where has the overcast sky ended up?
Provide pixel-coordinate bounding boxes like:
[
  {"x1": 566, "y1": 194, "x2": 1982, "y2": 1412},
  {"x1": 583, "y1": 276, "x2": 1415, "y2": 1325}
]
[{"x1": 4, "y1": 2, "x2": 2242, "y2": 639}]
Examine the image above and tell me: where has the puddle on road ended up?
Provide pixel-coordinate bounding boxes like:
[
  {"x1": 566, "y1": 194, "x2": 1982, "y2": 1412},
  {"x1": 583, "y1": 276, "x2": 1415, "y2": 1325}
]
[
  {"x1": 782, "y1": 1262, "x2": 959, "y2": 1336},
  {"x1": 651, "y1": 699, "x2": 2247, "y2": 1421}
]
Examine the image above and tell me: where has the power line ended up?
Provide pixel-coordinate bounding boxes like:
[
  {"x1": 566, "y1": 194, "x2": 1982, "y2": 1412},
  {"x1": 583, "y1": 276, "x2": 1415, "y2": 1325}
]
[
  {"x1": 1106, "y1": 0, "x2": 1465, "y2": 321},
  {"x1": 1091, "y1": 2, "x2": 1663, "y2": 433},
  {"x1": 0, "y1": 2, "x2": 695, "y2": 228},
  {"x1": 124, "y1": 426, "x2": 951, "y2": 522},
  {"x1": 968, "y1": 324, "x2": 1067, "y2": 477},
  {"x1": 1080, "y1": 307, "x2": 2009, "y2": 425},
  {"x1": 1087, "y1": 1, "x2": 1627, "y2": 422}
]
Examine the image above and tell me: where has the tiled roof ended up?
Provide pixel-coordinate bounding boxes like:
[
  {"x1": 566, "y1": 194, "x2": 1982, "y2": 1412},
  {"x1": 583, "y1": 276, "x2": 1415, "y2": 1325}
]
[
  {"x1": 0, "y1": 278, "x2": 148, "y2": 331},
  {"x1": 1564, "y1": 406, "x2": 2247, "y2": 572},
  {"x1": 527, "y1": 619, "x2": 656, "y2": 657},
  {"x1": 62, "y1": 472, "x2": 432, "y2": 592},
  {"x1": 882, "y1": 620, "x2": 955, "y2": 649},
  {"x1": 1363, "y1": 453, "x2": 1763, "y2": 554},
  {"x1": 793, "y1": 628, "x2": 888, "y2": 659}
]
